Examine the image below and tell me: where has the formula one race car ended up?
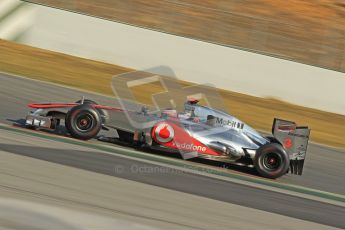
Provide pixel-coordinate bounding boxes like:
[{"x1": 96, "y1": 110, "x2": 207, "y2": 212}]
[{"x1": 24, "y1": 98, "x2": 310, "y2": 179}]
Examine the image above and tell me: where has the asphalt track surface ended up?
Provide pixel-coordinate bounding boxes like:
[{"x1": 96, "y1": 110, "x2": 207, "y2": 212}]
[
  {"x1": 0, "y1": 73, "x2": 345, "y2": 228},
  {"x1": 0, "y1": 128, "x2": 342, "y2": 230}
]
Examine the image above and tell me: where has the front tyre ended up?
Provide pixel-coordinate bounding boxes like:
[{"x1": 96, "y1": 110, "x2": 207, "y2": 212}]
[
  {"x1": 254, "y1": 143, "x2": 289, "y2": 179},
  {"x1": 65, "y1": 104, "x2": 102, "y2": 140},
  {"x1": 75, "y1": 98, "x2": 108, "y2": 124}
]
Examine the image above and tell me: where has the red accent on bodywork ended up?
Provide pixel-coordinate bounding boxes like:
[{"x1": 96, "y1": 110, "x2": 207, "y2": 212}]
[
  {"x1": 278, "y1": 124, "x2": 296, "y2": 132},
  {"x1": 187, "y1": 98, "x2": 199, "y2": 104},
  {"x1": 28, "y1": 103, "x2": 124, "y2": 111},
  {"x1": 152, "y1": 121, "x2": 221, "y2": 156},
  {"x1": 283, "y1": 137, "x2": 293, "y2": 149},
  {"x1": 159, "y1": 125, "x2": 171, "y2": 139},
  {"x1": 93, "y1": 105, "x2": 124, "y2": 111},
  {"x1": 28, "y1": 103, "x2": 78, "y2": 108}
]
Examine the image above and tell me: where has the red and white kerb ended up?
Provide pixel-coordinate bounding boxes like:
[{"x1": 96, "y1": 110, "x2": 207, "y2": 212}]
[{"x1": 153, "y1": 123, "x2": 175, "y2": 143}]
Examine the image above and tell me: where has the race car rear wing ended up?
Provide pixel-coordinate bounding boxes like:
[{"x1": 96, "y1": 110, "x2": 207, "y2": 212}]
[{"x1": 272, "y1": 118, "x2": 311, "y2": 175}]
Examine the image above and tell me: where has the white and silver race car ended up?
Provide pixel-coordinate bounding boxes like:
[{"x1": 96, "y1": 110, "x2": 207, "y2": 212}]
[{"x1": 24, "y1": 98, "x2": 310, "y2": 179}]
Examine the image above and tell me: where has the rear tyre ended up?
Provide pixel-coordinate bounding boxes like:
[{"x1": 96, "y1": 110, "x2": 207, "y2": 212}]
[
  {"x1": 65, "y1": 104, "x2": 102, "y2": 140},
  {"x1": 254, "y1": 143, "x2": 289, "y2": 179}
]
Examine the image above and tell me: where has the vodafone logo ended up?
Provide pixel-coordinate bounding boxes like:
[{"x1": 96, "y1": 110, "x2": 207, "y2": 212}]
[
  {"x1": 153, "y1": 123, "x2": 175, "y2": 143},
  {"x1": 175, "y1": 143, "x2": 207, "y2": 152}
]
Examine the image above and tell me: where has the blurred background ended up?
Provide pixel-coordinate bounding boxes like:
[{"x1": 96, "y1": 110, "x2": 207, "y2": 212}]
[
  {"x1": 0, "y1": 1, "x2": 344, "y2": 230},
  {"x1": 1, "y1": 0, "x2": 345, "y2": 147},
  {"x1": 14, "y1": 0, "x2": 345, "y2": 72}
]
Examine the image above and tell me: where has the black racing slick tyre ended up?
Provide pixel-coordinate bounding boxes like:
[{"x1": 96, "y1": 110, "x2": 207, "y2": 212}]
[
  {"x1": 75, "y1": 98, "x2": 109, "y2": 124},
  {"x1": 254, "y1": 143, "x2": 289, "y2": 179},
  {"x1": 65, "y1": 104, "x2": 102, "y2": 140}
]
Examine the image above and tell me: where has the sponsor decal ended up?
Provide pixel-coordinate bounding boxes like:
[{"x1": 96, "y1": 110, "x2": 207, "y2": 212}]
[
  {"x1": 283, "y1": 137, "x2": 293, "y2": 149},
  {"x1": 277, "y1": 124, "x2": 296, "y2": 132},
  {"x1": 153, "y1": 123, "x2": 175, "y2": 143},
  {"x1": 215, "y1": 117, "x2": 244, "y2": 129},
  {"x1": 297, "y1": 145, "x2": 307, "y2": 152},
  {"x1": 291, "y1": 151, "x2": 306, "y2": 160},
  {"x1": 174, "y1": 142, "x2": 207, "y2": 152},
  {"x1": 152, "y1": 121, "x2": 221, "y2": 156},
  {"x1": 288, "y1": 133, "x2": 309, "y2": 138}
]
